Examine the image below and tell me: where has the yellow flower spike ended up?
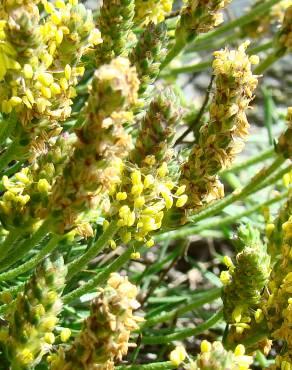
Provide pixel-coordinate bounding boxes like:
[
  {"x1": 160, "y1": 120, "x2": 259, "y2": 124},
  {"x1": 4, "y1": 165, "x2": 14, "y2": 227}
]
[
  {"x1": 44, "y1": 332, "x2": 55, "y2": 344},
  {"x1": 169, "y1": 345, "x2": 187, "y2": 367},
  {"x1": 23, "y1": 64, "x2": 34, "y2": 79},
  {"x1": 116, "y1": 192, "x2": 127, "y2": 201},
  {"x1": 38, "y1": 72, "x2": 54, "y2": 87},
  {"x1": 157, "y1": 162, "x2": 168, "y2": 177},
  {"x1": 60, "y1": 328, "x2": 71, "y2": 343},
  {"x1": 109, "y1": 240, "x2": 117, "y2": 250},
  {"x1": 220, "y1": 270, "x2": 231, "y2": 285},
  {"x1": 65, "y1": 64, "x2": 72, "y2": 81},
  {"x1": 134, "y1": 196, "x2": 145, "y2": 208},
  {"x1": 200, "y1": 340, "x2": 212, "y2": 353},
  {"x1": 17, "y1": 349, "x2": 34, "y2": 365},
  {"x1": 144, "y1": 174, "x2": 155, "y2": 188},
  {"x1": 131, "y1": 252, "x2": 141, "y2": 259},
  {"x1": 176, "y1": 194, "x2": 188, "y2": 208}
]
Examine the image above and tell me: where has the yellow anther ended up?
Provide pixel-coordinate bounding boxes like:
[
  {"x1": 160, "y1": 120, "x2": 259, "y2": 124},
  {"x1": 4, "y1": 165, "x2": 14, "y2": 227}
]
[
  {"x1": 146, "y1": 239, "x2": 154, "y2": 248},
  {"x1": 65, "y1": 64, "x2": 72, "y2": 80},
  {"x1": 51, "y1": 12, "x2": 62, "y2": 25},
  {"x1": 44, "y1": 332, "x2": 55, "y2": 344},
  {"x1": 220, "y1": 270, "x2": 231, "y2": 285},
  {"x1": 200, "y1": 340, "x2": 212, "y2": 353},
  {"x1": 55, "y1": 0, "x2": 66, "y2": 8},
  {"x1": 161, "y1": 190, "x2": 173, "y2": 209},
  {"x1": 223, "y1": 255, "x2": 234, "y2": 268},
  {"x1": 18, "y1": 349, "x2": 34, "y2": 365},
  {"x1": 60, "y1": 77, "x2": 68, "y2": 90},
  {"x1": 175, "y1": 185, "x2": 186, "y2": 196},
  {"x1": 134, "y1": 196, "x2": 145, "y2": 208},
  {"x1": 37, "y1": 179, "x2": 51, "y2": 193},
  {"x1": 144, "y1": 174, "x2": 155, "y2": 188},
  {"x1": 60, "y1": 328, "x2": 71, "y2": 342},
  {"x1": 234, "y1": 344, "x2": 245, "y2": 356},
  {"x1": 41, "y1": 86, "x2": 52, "y2": 99},
  {"x1": 131, "y1": 170, "x2": 142, "y2": 185},
  {"x1": 157, "y1": 162, "x2": 168, "y2": 177},
  {"x1": 131, "y1": 252, "x2": 141, "y2": 259},
  {"x1": 169, "y1": 346, "x2": 186, "y2": 367},
  {"x1": 56, "y1": 29, "x2": 64, "y2": 45},
  {"x1": 254, "y1": 309, "x2": 264, "y2": 323},
  {"x1": 232, "y1": 306, "x2": 243, "y2": 323},
  {"x1": 116, "y1": 192, "x2": 127, "y2": 201},
  {"x1": 44, "y1": 1, "x2": 55, "y2": 14},
  {"x1": 131, "y1": 184, "x2": 143, "y2": 196},
  {"x1": 249, "y1": 55, "x2": 260, "y2": 65},
  {"x1": 103, "y1": 220, "x2": 109, "y2": 230},
  {"x1": 9, "y1": 96, "x2": 22, "y2": 107},
  {"x1": 50, "y1": 83, "x2": 61, "y2": 95},
  {"x1": 38, "y1": 72, "x2": 54, "y2": 87},
  {"x1": 176, "y1": 194, "x2": 188, "y2": 208},
  {"x1": 266, "y1": 223, "x2": 275, "y2": 237},
  {"x1": 109, "y1": 240, "x2": 116, "y2": 250},
  {"x1": 120, "y1": 231, "x2": 132, "y2": 243},
  {"x1": 23, "y1": 64, "x2": 34, "y2": 79}
]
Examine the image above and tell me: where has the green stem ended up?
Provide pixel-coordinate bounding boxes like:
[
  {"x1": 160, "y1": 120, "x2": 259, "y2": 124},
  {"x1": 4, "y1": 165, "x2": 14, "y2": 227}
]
[
  {"x1": 254, "y1": 52, "x2": 279, "y2": 75},
  {"x1": 157, "y1": 189, "x2": 289, "y2": 241},
  {"x1": 63, "y1": 245, "x2": 135, "y2": 304},
  {"x1": 189, "y1": 156, "x2": 286, "y2": 224},
  {"x1": 0, "y1": 231, "x2": 21, "y2": 261},
  {"x1": 0, "y1": 143, "x2": 21, "y2": 173},
  {"x1": 0, "y1": 234, "x2": 62, "y2": 282},
  {"x1": 67, "y1": 220, "x2": 119, "y2": 280},
  {"x1": 0, "y1": 113, "x2": 17, "y2": 146},
  {"x1": 142, "y1": 308, "x2": 223, "y2": 344},
  {"x1": 116, "y1": 362, "x2": 176, "y2": 370},
  {"x1": 220, "y1": 147, "x2": 275, "y2": 175},
  {"x1": 161, "y1": 38, "x2": 191, "y2": 70},
  {"x1": 0, "y1": 218, "x2": 53, "y2": 271},
  {"x1": 143, "y1": 288, "x2": 221, "y2": 328}
]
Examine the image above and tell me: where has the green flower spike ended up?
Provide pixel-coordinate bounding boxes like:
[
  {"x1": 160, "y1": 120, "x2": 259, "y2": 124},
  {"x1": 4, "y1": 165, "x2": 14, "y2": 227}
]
[
  {"x1": 0, "y1": 254, "x2": 67, "y2": 370},
  {"x1": 129, "y1": 21, "x2": 168, "y2": 96},
  {"x1": 221, "y1": 224, "x2": 270, "y2": 334},
  {"x1": 49, "y1": 273, "x2": 143, "y2": 370},
  {"x1": 95, "y1": 0, "x2": 135, "y2": 66}
]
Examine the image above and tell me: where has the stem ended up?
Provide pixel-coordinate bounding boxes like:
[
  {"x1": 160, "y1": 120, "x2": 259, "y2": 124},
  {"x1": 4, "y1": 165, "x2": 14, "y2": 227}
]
[
  {"x1": 117, "y1": 362, "x2": 176, "y2": 370},
  {"x1": 161, "y1": 39, "x2": 189, "y2": 70},
  {"x1": 142, "y1": 308, "x2": 223, "y2": 344},
  {"x1": 0, "y1": 234, "x2": 62, "y2": 282},
  {"x1": 67, "y1": 220, "x2": 119, "y2": 280},
  {"x1": 0, "y1": 113, "x2": 17, "y2": 146},
  {"x1": 163, "y1": 60, "x2": 212, "y2": 77},
  {"x1": 63, "y1": 245, "x2": 135, "y2": 304},
  {"x1": 143, "y1": 288, "x2": 221, "y2": 328},
  {"x1": 189, "y1": 156, "x2": 286, "y2": 224},
  {"x1": 220, "y1": 147, "x2": 275, "y2": 175},
  {"x1": 0, "y1": 143, "x2": 21, "y2": 173},
  {"x1": 156, "y1": 189, "x2": 289, "y2": 242},
  {"x1": 0, "y1": 231, "x2": 21, "y2": 261},
  {"x1": 254, "y1": 52, "x2": 280, "y2": 75},
  {"x1": 0, "y1": 218, "x2": 53, "y2": 271}
]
